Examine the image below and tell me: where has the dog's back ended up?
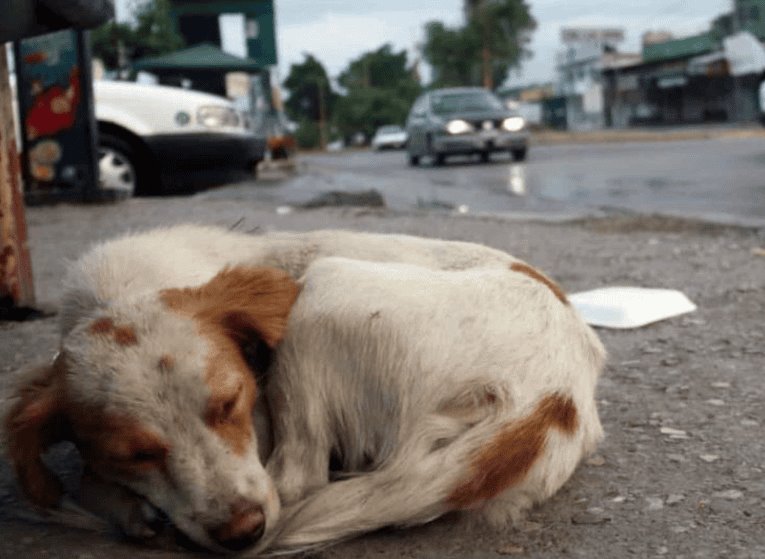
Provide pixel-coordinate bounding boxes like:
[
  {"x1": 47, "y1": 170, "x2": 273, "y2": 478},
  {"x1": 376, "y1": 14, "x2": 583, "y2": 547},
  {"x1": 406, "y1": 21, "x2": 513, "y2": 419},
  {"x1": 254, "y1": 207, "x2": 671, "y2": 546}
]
[
  {"x1": 59, "y1": 225, "x2": 518, "y2": 334},
  {"x1": 265, "y1": 257, "x2": 605, "y2": 550}
]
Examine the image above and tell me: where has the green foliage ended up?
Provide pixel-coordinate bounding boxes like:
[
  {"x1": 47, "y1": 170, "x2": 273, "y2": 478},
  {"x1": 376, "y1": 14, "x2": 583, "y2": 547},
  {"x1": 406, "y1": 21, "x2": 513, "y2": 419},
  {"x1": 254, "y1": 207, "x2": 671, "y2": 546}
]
[
  {"x1": 333, "y1": 88, "x2": 413, "y2": 141},
  {"x1": 294, "y1": 120, "x2": 321, "y2": 149},
  {"x1": 424, "y1": 0, "x2": 536, "y2": 88},
  {"x1": 90, "y1": 0, "x2": 184, "y2": 70},
  {"x1": 423, "y1": 22, "x2": 481, "y2": 87},
  {"x1": 283, "y1": 54, "x2": 335, "y2": 123},
  {"x1": 333, "y1": 44, "x2": 421, "y2": 141},
  {"x1": 338, "y1": 44, "x2": 412, "y2": 90}
]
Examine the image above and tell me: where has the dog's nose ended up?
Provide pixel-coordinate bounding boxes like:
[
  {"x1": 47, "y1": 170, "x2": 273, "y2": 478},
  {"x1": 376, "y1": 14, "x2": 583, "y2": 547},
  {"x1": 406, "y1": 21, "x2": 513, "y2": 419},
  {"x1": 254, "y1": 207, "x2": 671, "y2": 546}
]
[{"x1": 209, "y1": 501, "x2": 266, "y2": 552}]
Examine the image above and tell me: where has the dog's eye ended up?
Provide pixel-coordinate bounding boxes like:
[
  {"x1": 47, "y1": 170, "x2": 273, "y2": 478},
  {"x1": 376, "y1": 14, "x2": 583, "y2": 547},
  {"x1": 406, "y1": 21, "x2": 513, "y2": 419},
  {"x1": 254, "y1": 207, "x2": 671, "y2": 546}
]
[
  {"x1": 130, "y1": 448, "x2": 166, "y2": 464},
  {"x1": 221, "y1": 396, "x2": 238, "y2": 419},
  {"x1": 206, "y1": 392, "x2": 240, "y2": 425}
]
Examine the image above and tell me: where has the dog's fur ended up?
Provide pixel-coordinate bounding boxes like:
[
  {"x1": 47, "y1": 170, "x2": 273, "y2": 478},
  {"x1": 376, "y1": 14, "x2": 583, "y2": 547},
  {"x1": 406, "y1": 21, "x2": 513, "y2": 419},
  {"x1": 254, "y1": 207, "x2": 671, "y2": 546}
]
[{"x1": 2, "y1": 225, "x2": 605, "y2": 555}]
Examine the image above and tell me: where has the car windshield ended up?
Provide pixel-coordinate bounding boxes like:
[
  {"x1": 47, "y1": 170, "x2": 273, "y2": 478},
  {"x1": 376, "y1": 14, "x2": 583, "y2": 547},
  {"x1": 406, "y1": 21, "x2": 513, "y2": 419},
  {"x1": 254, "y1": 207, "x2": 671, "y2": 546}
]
[
  {"x1": 378, "y1": 125, "x2": 404, "y2": 134},
  {"x1": 430, "y1": 91, "x2": 505, "y2": 115}
]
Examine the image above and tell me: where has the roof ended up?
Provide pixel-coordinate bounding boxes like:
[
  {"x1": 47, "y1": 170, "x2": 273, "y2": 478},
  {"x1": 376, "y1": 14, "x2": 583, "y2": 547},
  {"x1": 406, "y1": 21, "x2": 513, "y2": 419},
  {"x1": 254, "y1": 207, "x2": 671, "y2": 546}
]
[
  {"x1": 133, "y1": 43, "x2": 262, "y2": 73},
  {"x1": 642, "y1": 32, "x2": 716, "y2": 63}
]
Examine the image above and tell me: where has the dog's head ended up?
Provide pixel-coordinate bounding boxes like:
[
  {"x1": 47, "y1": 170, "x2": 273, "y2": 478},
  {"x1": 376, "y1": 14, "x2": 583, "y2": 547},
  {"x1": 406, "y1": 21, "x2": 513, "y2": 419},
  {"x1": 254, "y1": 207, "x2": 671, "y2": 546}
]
[{"x1": 3, "y1": 266, "x2": 300, "y2": 552}]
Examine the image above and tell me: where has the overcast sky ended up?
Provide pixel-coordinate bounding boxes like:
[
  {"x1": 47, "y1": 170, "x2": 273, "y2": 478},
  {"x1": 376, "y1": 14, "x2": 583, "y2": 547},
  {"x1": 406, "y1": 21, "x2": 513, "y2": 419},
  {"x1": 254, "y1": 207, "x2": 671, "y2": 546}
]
[
  {"x1": 117, "y1": 0, "x2": 734, "y2": 86},
  {"x1": 274, "y1": 0, "x2": 734, "y2": 86}
]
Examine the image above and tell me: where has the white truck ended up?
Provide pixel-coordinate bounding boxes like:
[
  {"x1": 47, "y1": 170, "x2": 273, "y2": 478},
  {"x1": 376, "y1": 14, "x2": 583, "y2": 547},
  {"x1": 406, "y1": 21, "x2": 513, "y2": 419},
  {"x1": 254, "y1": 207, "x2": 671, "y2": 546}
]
[{"x1": 94, "y1": 80, "x2": 265, "y2": 195}]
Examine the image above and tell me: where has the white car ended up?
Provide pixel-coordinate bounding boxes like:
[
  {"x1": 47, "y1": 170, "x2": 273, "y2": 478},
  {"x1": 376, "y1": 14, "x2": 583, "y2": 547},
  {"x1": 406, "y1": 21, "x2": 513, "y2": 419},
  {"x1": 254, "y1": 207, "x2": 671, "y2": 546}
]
[
  {"x1": 95, "y1": 81, "x2": 265, "y2": 195},
  {"x1": 371, "y1": 125, "x2": 408, "y2": 150}
]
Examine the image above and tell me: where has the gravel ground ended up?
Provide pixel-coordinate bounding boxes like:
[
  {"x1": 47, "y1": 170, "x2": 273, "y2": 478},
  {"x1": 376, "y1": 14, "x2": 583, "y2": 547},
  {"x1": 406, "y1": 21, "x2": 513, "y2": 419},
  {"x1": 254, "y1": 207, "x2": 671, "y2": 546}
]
[{"x1": 1, "y1": 197, "x2": 764, "y2": 559}]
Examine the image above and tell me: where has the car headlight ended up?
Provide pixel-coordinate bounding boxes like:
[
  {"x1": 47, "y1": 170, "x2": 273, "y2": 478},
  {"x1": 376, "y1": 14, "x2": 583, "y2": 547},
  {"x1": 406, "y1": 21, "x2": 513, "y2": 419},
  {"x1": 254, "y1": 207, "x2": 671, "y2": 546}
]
[
  {"x1": 502, "y1": 116, "x2": 525, "y2": 132},
  {"x1": 197, "y1": 106, "x2": 241, "y2": 128},
  {"x1": 445, "y1": 119, "x2": 473, "y2": 135}
]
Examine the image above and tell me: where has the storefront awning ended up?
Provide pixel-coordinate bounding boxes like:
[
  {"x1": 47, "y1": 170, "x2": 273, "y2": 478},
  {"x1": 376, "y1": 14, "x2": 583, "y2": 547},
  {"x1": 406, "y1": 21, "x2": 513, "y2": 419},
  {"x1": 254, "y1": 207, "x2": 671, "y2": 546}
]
[{"x1": 133, "y1": 43, "x2": 262, "y2": 73}]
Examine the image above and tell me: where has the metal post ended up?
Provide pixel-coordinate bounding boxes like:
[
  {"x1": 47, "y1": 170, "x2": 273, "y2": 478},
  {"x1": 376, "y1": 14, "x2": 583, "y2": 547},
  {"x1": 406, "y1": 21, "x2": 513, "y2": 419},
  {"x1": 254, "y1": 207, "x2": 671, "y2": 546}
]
[{"x1": 0, "y1": 47, "x2": 37, "y2": 314}]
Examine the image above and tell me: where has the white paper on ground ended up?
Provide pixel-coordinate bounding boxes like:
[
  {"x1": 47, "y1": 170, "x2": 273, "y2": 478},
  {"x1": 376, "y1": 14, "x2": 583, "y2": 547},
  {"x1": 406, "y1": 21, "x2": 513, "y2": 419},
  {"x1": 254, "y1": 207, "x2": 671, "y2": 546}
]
[{"x1": 569, "y1": 287, "x2": 697, "y2": 329}]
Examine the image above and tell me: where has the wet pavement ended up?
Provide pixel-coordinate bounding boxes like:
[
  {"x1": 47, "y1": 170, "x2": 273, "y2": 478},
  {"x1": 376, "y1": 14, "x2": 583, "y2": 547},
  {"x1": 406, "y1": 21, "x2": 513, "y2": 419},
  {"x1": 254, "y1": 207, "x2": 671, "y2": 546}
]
[{"x1": 203, "y1": 137, "x2": 765, "y2": 226}]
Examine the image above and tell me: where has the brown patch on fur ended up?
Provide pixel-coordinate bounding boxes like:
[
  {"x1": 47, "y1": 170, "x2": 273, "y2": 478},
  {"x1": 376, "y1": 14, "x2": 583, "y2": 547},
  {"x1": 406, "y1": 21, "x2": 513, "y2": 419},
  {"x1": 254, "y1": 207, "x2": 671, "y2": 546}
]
[
  {"x1": 113, "y1": 325, "x2": 138, "y2": 347},
  {"x1": 88, "y1": 317, "x2": 139, "y2": 346},
  {"x1": 160, "y1": 267, "x2": 300, "y2": 454},
  {"x1": 201, "y1": 327, "x2": 257, "y2": 456},
  {"x1": 447, "y1": 394, "x2": 579, "y2": 509},
  {"x1": 69, "y1": 409, "x2": 170, "y2": 477},
  {"x1": 158, "y1": 354, "x2": 175, "y2": 371},
  {"x1": 160, "y1": 266, "x2": 301, "y2": 349},
  {"x1": 5, "y1": 354, "x2": 172, "y2": 509},
  {"x1": 88, "y1": 317, "x2": 115, "y2": 335},
  {"x1": 4, "y1": 356, "x2": 69, "y2": 508},
  {"x1": 510, "y1": 262, "x2": 568, "y2": 304}
]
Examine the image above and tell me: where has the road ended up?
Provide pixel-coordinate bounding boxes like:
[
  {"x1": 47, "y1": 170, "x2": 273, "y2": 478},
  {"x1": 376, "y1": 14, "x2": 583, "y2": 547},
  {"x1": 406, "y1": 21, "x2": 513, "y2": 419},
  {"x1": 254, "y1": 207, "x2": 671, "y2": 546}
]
[{"x1": 204, "y1": 137, "x2": 765, "y2": 226}]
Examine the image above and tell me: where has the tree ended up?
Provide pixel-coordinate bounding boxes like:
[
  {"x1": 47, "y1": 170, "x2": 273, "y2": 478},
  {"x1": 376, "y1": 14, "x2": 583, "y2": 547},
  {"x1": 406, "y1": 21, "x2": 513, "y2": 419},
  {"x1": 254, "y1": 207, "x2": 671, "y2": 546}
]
[
  {"x1": 91, "y1": 0, "x2": 184, "y2": 71},
  {"x1": 338, "y1": 44, "x2": 413, "y2": 91},
  {"x1": 283, "y1": 54, "x2": 335, "y2": 148},
  {"x1": 334, "y1": 44, "x2": 421, "y2": 141},
  {"x1": 424, "y1": 0, "x2": 536, "y2": 89},
  {"x1": 422, "y1": 22, "x2": 481, "y2": 87},
  {"x1": 334, "y1": 88, "x2": 413, "y2": 142}
]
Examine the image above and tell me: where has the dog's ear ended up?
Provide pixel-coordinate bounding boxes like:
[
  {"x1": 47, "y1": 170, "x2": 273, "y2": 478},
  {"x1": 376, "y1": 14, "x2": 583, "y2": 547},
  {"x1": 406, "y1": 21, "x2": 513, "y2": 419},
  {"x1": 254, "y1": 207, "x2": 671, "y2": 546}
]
[
  {"x1": 161, "y1": 266, "x2": 301, "y2": 349},
  {"x1": 3, "y1": 356, "x2": 68, "y2": 508}
]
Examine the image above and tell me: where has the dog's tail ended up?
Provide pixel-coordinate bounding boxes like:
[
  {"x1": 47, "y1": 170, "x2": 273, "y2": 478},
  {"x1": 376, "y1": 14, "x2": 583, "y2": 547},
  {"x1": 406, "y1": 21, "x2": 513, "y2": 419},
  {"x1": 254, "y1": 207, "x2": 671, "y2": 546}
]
[{"x1": 255, "y1": 392, "x2": 592, "y2": 556}]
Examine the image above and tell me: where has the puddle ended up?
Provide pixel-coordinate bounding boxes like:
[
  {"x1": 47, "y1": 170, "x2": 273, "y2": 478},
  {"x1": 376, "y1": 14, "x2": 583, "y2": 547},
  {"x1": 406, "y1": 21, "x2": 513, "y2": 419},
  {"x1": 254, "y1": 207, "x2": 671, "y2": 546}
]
[{"x1": 506, "y1": 164, "x2": 527, "y2": 196}]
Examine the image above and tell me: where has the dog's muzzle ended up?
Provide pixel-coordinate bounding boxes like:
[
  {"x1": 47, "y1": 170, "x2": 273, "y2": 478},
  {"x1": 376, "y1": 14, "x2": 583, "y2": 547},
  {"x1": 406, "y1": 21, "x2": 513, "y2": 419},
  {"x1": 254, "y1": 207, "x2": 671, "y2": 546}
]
[{"x1": 208, "y1": 500, "x2": 266, "y2": 552}]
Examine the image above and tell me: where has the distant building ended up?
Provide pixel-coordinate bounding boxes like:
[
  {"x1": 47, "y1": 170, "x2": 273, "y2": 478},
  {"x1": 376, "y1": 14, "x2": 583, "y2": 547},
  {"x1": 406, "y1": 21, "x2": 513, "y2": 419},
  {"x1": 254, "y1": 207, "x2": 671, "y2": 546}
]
[
  {"x1": 603, "y1": 1, "x2": 765, "y2": 128},
  {"x1": 642, "y1": 31, "x2": 675, "y2": 47},
  {"x1": 496, "y1": 82, "x2": 555, "y2": 128},
  {"x1": 554, "y1": 27, "x2": 639, "y2": 130}
]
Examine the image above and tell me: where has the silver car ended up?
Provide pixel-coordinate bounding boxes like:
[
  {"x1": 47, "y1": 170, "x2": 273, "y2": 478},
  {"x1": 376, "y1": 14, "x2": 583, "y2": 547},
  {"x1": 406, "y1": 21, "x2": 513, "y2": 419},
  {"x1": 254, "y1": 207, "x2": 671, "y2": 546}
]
[{"x1": 405, "y1": 87, "x2": 529, "y2": 166}]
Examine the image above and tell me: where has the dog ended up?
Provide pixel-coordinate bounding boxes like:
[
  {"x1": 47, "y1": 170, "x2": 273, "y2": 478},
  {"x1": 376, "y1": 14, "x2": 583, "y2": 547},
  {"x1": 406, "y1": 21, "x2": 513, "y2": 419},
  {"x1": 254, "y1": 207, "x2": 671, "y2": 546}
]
[{"x1": 3, "y1": 225, "x2": 605, "y2": 555}]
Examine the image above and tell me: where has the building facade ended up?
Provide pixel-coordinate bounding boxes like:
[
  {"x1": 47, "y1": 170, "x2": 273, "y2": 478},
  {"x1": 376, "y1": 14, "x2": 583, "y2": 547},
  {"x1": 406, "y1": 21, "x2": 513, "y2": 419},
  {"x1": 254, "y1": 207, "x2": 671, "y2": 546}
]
[{"x1": 554, "y1": 27, "x2": 639, "y2": 130}]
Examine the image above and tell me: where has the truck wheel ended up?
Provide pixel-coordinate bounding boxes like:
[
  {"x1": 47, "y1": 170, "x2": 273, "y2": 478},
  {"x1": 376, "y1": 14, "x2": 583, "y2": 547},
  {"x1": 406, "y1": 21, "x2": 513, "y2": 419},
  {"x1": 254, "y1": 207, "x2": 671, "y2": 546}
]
[
  {"x1": 98, "y1": 134, "x2": 147, "y2": 196},
  {"x1": 511, "y1": 147, "x2": 528, "y2": 162}
]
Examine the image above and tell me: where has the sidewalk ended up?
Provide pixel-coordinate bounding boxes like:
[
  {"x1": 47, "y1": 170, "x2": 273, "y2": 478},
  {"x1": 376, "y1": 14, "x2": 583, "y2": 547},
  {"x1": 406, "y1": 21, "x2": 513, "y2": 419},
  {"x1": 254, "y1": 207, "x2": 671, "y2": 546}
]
[
  {"x1": 532, "y1": 123, "x2": 765, "y2": 146},
  {"x1": 1, "y1": 197, "x2": 764, "y2": 558}
]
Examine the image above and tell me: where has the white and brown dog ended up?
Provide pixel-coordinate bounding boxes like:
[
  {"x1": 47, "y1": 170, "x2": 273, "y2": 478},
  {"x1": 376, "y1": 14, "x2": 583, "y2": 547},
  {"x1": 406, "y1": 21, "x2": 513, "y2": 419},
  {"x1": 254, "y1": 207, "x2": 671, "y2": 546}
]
[{"x1": 2, "y1": 225, "x2": 605, "y2": 555}]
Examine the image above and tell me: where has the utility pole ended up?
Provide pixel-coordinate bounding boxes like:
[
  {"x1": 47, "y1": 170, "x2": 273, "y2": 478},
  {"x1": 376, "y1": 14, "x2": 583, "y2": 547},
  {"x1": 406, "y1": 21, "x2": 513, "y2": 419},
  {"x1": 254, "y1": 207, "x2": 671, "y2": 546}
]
[
  {"x1": 479, "y1": 0, "x2": 493, "y2": 89},
  {"x1": 0, "y1": 50, "x2": 36, "y2": 316},
  {"x1": 317, "y1": 77, "x2": 327, "y2": 150}
]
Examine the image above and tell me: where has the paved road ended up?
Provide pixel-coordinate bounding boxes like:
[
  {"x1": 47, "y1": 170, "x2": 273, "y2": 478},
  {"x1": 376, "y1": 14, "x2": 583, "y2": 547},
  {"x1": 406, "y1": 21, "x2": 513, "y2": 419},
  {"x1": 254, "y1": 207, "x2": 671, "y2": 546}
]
[{"x1": 204, "y1": 137, "x2": 765, "y2": 226}]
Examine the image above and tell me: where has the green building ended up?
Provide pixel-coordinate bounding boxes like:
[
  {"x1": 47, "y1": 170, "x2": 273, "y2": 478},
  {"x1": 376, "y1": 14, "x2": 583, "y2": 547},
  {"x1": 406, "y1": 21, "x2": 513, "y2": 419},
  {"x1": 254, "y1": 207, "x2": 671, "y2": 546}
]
[{"x1": 168, "y1": 0, "x2": 277, "y2": 66}]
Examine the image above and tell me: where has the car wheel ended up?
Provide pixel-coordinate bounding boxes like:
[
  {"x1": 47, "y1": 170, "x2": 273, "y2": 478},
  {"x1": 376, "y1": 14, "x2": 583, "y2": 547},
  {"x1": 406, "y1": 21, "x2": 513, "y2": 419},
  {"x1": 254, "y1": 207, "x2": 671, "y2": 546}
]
[
  {"x1": 408, "y1": 153, "x2": 420, "y2": 166},
  {"x1": 480, "y1": 151, "x2": 490, "y2": 163},
  {"x1": 511, "y1": 147, "x2": 528, "y2": 162},
  {"x1": 98, "y1": 134, "x2": 145, "y2": 196},
  {"x1": 434, "y1": 153, "x2": 446, "y2": 166}
]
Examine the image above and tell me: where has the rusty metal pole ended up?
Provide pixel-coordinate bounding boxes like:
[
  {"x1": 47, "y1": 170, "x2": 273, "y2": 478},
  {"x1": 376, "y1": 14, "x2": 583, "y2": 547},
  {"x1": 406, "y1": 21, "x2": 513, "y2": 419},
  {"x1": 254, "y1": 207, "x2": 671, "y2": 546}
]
[{"x1": 0, "y1": 47, "x2": 36, "y2": 313}]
